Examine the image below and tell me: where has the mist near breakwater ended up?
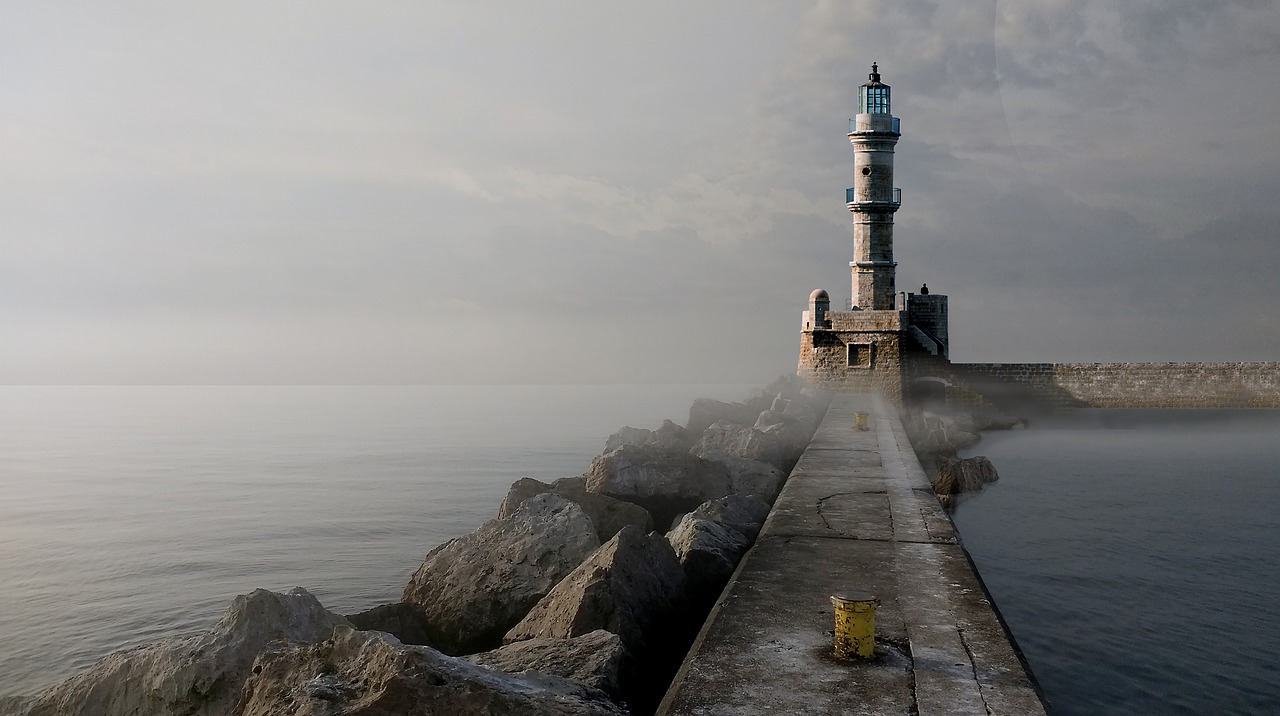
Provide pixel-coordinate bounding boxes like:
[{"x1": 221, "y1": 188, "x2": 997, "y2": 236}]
[
  {"x1": 953, "y1": 408, "x2": 1280, "y2": 715},
  {"x1": 0, "y1": 384, "x2": 753, "y2": 701}
]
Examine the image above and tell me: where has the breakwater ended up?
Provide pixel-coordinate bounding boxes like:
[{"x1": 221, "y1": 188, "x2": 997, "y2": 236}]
[
  {"x1": 948, "y1": 362, "x2": 1280, "y2": 409},
  {"x1": 658, "y1": 393, "x2": 1047, "y2": 715}
]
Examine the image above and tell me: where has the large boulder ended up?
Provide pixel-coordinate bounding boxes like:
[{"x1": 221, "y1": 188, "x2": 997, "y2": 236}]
[
  {"x1": 21, "y1": 588, "x2": 349, "y2": 716},
  {"x1": 689, "y1": 494, "x2": 773, "y2": 541},
  {"x1": 497, "y1": 477, "x2": 655, "y2": 541},
  {"x1": 467, "y1": 629, "x2": 627, "y2": 698},
  {"x1": 665, "y1": 515, "x2": 750, "y2": 607},
  {"x1": 650, "y1": 419, "x2": 694, "y2": 451},
  {"x1": 603, "y1": 425, "x2": 654, "y2": 453},
  {"x1": 932, "y1": 456, "x2": 1000, "y2": 498},
  {"x1": 237, "y1": 627, "x2": 627, "y2": 716},
  {"x1": 905, "y1": 411, "x2": 982, "y2": 456},
  {"x1": 784, "y1": 393, "x2": 826, "y2": 429},
  {"x1": 686, "y1": 398, "x2": 760, "y2": 436},
  {"x1": 402, "y1": 493, "x2": 600, "y2": 655},
  {"x1": 504, "y1": 525, "x2": 687, "y2": 659},
  {"x1": 603, "y1": 419, "x2": 692, "y2": 453},
  {"x1": 754, "y1": 410, "x2": 816, "y2": 461},
  {"x1": 346, "y1": 601, "x2": 434, "y2": 646},
  {"x1": 689, "y1": 420, "x2": 786, "y2": 469},
  {"x1": 583, "y1": 445, "x2": 732, "y2": 529},
  {"x1": 695, "y1": 450, "x2": 786, "y2": 503},
  {"x1": 740, "y1": 387, "x2": 777, "y2": 416}
]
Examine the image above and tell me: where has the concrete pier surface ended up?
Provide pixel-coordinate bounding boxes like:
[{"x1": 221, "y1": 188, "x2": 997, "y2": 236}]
[{"x1": 657, "y1": 393, "x2": 1048, "y2": 716}]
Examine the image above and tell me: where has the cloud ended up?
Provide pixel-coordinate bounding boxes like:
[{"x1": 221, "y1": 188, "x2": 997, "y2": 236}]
[{"x1": 2, "y1": 1, "x2": 1278, "y2": 383}]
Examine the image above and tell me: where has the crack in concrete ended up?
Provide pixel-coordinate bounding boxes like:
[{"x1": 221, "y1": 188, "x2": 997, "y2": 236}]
[
  {"x1": 815, "y1": 492, "x2": 852, "y2": 535},
  {"x1": 957, "y1": 626, "x2": 995, "y2": 716}
]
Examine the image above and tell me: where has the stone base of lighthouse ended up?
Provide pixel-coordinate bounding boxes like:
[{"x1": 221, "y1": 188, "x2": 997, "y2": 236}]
[{"x1": 798, "y1": 293, "x2": 949, "y2": 406}]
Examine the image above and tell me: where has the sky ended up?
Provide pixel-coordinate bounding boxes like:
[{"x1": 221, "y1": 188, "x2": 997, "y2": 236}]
[{"x1": 3, "y1": 1, "x2": 1278, "y2": 384}]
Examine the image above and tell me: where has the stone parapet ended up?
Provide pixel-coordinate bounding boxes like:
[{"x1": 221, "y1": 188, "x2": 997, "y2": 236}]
[{"x1": 952, "y1": 362, "x2": 1280, "y2": 409}]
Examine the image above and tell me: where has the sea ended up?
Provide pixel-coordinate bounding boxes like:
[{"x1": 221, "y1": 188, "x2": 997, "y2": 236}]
[
  {"x1": 2, "y1": 386, "x2": 1279, "y2": 714},
  {"x1": 952, "y1": 409, "x2": 1280, "y2": 715},
  {"x1": 0, "y1": 384, "x2": 752, "y2": 702}
]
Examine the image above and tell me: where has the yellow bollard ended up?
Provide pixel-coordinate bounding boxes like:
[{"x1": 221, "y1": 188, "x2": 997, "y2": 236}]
[
  {"x1": 855, "y1": 412, "x2": 869, "y2": 431},
  {"x1": 831, "y1": 592, "x2": 879, "y2": 659}
]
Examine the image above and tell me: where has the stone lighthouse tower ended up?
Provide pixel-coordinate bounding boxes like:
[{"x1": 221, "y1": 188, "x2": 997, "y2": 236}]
[
  {"x1": 849, "y1": 63, "x2": 901, "y2": 310},
  {"x1": 798, "y1": 63, "x2": 949, "y2": 403}
]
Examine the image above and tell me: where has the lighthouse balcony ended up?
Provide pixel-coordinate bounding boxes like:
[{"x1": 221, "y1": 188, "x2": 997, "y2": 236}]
[
  {"x1": 846, "y1": 187, "x2": 902, "y2": 207},
  {"x1": 849, "y1": 116, "x2": 901, "y2": 134}
]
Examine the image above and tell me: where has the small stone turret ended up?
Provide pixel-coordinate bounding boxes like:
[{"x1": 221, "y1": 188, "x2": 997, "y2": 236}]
[{"x1": 805, "y1": 289, "x2": 830, "y2": 330}]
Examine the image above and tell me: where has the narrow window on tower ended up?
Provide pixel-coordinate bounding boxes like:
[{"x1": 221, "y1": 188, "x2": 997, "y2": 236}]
[{"x1": 847, "y1": 343, "x2": 874, "y2": 369}]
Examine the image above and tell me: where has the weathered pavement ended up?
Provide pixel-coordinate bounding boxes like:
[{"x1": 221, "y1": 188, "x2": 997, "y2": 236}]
[{"x1": 657, "y1": 393, "x2": 1048, "y2": 716}]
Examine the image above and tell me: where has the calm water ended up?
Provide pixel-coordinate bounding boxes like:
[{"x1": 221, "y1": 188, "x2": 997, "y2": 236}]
[
  {"x1": 952, "y1": 410, "x2": 1280, "y2": 715},
  {"x1": 6, "y1": 390, "x2": 1280, "y2": 713},
  {"x1": 0, "y1": 384, "x2": 751, "y2": 700}
]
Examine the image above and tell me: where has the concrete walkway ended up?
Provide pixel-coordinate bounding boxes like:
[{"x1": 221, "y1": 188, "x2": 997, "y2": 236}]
[{"x1": 657, "y1": 394, "x2": 1048, "y2": 716}]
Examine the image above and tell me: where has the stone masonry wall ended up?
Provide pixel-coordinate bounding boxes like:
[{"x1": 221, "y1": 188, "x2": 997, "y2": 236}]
[
  {"x1": 797, "y1": 323, "x2": 905, "y2": 404},
  {"x1": 952, "y1": 362, "x2": 1280, "y2": 409}
]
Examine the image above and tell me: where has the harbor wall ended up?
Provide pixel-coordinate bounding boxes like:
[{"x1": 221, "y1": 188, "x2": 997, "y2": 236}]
[{"x1": 946, "y1": 362, "x2": 1280, "y2": 409}]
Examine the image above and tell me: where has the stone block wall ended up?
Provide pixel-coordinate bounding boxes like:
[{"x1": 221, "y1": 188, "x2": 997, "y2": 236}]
[
  {"x1": 906, "y1": 294, "x2": 948, "y2": 355},
  {"x1": 797, "y1": 310, "x2": 906, "y2": 403},
  {"x1": 951, "y1": 362, "x2": 1280, "y2": 409}
]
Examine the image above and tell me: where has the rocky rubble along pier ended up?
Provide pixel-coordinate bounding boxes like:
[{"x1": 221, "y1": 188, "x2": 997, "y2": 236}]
[{"x1": 8, "y1": 376, "x2": 830, "y2": 716}]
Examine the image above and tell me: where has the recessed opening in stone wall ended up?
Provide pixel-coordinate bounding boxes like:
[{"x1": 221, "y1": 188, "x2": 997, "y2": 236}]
[{"x1": 848, "y1": 343, "x2": 874, "y2": 369}]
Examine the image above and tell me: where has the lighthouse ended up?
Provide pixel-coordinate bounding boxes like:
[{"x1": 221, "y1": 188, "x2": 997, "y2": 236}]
[
  {"x1": 848, "y1": 63, "x2": 901, "y2": 310},
  {"x1": 798, "y1": 63, "x2": 949, "y2": 403}
]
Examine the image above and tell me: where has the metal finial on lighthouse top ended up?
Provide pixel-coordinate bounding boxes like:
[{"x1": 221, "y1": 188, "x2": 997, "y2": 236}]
[{"x1": 870, "y1": 62, "x2": 880, "y2": 82}]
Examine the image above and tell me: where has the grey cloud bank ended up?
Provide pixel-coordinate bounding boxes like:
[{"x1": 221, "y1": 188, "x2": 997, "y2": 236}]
[{"x1": 3, "y1": 1, "x2": 1278, "y2": 383}]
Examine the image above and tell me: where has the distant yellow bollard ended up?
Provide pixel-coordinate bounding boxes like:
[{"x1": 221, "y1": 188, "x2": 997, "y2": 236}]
[
  {"x1": 855, "y1": 412, "x2": 869, "y2": 431},
  {"x1": 831, "y1": 592, "x2": 878, "y2": 659}
]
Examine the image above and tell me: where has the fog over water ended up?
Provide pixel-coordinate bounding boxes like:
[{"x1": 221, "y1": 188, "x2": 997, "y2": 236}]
[
  {"x1": 953, "y1": 409, "x2": 1280, "y2": 715},
  {"x1": 0, "y1": 384, "x2": 751, "y2": 701}
]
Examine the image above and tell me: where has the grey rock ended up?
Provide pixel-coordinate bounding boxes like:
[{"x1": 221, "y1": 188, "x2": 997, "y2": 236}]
[
  {"x1": 763, "y1": 374, "x2": 807, "y2": 402},
  {"x1": 583, "y1": 445, "x2": 733, "y2": 530},
  {"x1": 402, "y1": 493, "x2": 600, "y2": 655},
  {"x1": 753, "y1": 411, "x2": 814, "y2": 463},
  {"x1": 696, "y1": 450, "x2": 786, "y2": 503},
  {"x1": 604, "y1": 425, "x2": 654, "y2": 453},
  {"x1": 651, "y1": 419, "x2": 693, "y2": 451},
  {"x1": 905, "y1": 411, "x2": 982, "y2": 455},
  {"x1": 21, "y1": 588, "x2": 349, "y2": 716},
  {"x1": 932, "y1": 456, "x2": 1000, "y2": 497},
  {"x1": 665, "y1": 515, "x2": 750, "y2": 604},
  {"x1": 496, "y1": 476, "x2": 557, "y2": 519},
  {"x1": 686, "y1": 398, "x2": 759, "y2": 436},
  {"x1": 603, "y1": 420, "x2": 692, "y2": 453},
  {"x1": 467, "y1": 629, "x2": 627, "y2": 697},
  {"x1": 690, "y1": 420, "x2": 786, "y2": 469},
  {"x1": 783, "y1": 396, "x2": 825, "y2": 430},
  {"x1": 497, "y1": 477, "x2": 654, "y2": 541},
  {"x1": 741, "y1": 387, "x2": 776, "y2": 416},
  {"x1": 754, "y1": 408, "x2": 786, "y2": 429},
  {"x1": 345, "y1": 601, "x2": 433, "y2": 645},
  {"x1": 690, "y1": 494, "x2": 773, "y2": 541},
  {"x1": 504, "y1": 525, "x2": 687, "y2": 659},
  {"x1": 237, "y1": 627, "x2": 627, "y2": 716}
]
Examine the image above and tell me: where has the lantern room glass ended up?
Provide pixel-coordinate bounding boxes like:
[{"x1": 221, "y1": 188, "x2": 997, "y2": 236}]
[{"x1": 859, "y1": 85, "x2": 890, "y2": 114}]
